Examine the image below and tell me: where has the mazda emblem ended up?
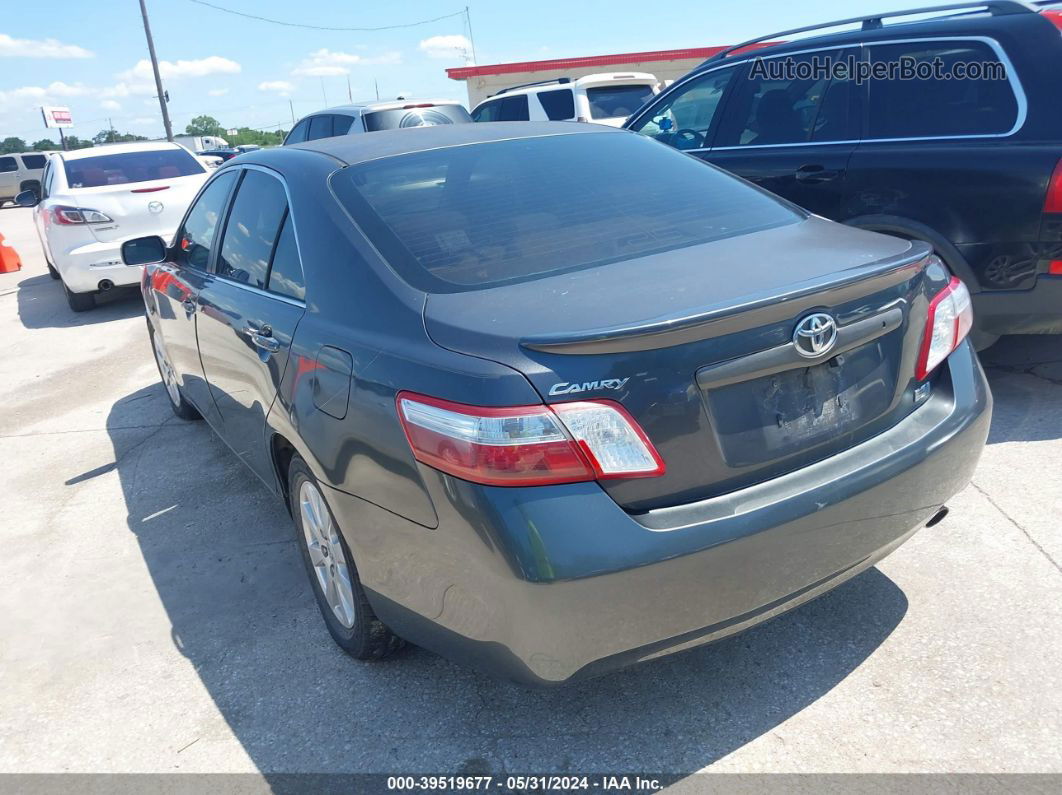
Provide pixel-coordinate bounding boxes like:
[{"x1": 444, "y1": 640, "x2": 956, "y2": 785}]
[
  {"x1": 148, "y1": 201, "x2": 164, "y2": 214},
  {"x1": 793, "y1": 313, "x2": 838, "y2": 358}
]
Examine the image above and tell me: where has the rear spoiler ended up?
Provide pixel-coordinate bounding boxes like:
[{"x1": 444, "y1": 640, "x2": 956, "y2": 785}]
[{"x1": 520, "y1": 242, "x2": 932, "y2": 355}]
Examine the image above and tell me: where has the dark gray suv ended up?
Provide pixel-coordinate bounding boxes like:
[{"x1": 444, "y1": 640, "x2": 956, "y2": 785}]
[{"x1": 122, "y1": 122, "x2": 991, "y2": 684}]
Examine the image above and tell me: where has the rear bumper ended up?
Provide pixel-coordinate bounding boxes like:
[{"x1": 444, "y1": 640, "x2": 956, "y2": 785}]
[
  {"x1": 53, "y1": 231, "x2": 174, "y2": 293},
  {"x1": 972, "y1": 276, "x2": 1062, "y2": 336},
  {"x1": 326, "y1": 342, "x2": 991, "y2": 684}
]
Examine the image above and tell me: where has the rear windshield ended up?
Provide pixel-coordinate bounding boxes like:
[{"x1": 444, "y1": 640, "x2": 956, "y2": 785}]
[
  {"x1": 63, "y1": 148, "x2": 205, "y2": 188},
  {"x1": 586, "y1": 84, "x2": 655, "y2": 120},
  {"x1": 363, "y1": 105, "x2": 472, "y2": 131},
  {"x1": 331, "y1": 132, "x2": 799, "y2": 293}
]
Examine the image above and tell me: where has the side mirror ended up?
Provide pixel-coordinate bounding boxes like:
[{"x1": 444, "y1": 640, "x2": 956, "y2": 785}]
[
  {"x1": 121, "y1": 235, "x2": 167, "y2": 266},
  {"x1": 14, "y1": 190, "x2": 38, "y2": 207}
]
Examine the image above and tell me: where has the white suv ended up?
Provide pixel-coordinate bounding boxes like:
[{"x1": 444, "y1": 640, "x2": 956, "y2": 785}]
[
  {"x1": 0, "y1": 151, "x2": 52, "y2": 205},
  {"x1": 471, "y1": 73, "x2": 659, "y2": 127}
]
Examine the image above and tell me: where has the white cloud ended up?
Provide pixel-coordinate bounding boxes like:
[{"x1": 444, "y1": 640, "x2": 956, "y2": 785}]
[
  {"x1": 132, "y1": 117, "x2": 157, "y2": 126},
  {"x1": 418, "y1": 35, "x2": 472, "y2": 61},
  {"x1": 0, "y1": 33, "x2": 93, "y2": 59},
  {"x1": 292, "y1": 48, "x2": 400, "y2": 76},
  {"x1": 100, "y1": 81, "x2": 156, "y2": 99},
  {"x1": 0, "y1": 81, "x2": 92, "y2": 111},
  {"x1": 43, "y1": 81, "x2": 92, "y2": 97},
  {"x1": 258, "y1": 80, "x2": 295, "y2": 96},
  {"x1": 119, "y1": 55, "x2": 241, "y2": 81},
  {"x1": 208, "y1": 88, "x2": 229, "y2": 97},
  {"x1": 100, "y1": 99, "x2": 122, "y2": 111}
]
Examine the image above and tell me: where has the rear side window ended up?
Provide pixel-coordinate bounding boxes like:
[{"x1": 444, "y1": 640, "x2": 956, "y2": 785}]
[
  {"x1": 285, "y1": 119, "x2": 309, "y2": 145},
  {"x1": 866, "y1": 41, "x2": 1018, "y2": 138},
  {"x1": 538, "y1": 89, "x2": 575, "y2": 120},
  {"x1": 20, "y1": 154, "x2": 46, "y2": 170},
  {"x1": 307, "y1": 115, "x2": 334, "y2": 141},
  {"x1": 333, "y1": 115, "x2": 354, "y2": 136},
  {"x1": 331, "y1": 132, "x2": 799, "y2": 293},
  {"x1": 176, "y1": 171, "x2": 237, "y2": 270},
  {"x1": 629, "y1": 68, "x2": 735, "y2": 150},
  {"x1": 0, "y1": 157, "x2": 17, "y2": 173},
  {"x1": 63, "y1": 148, "x2": 205, "y2": 187},
  {"x1": 363, "y1": 105, "x2": 472, "y2": 130},
  {"x1": 217, "y1": 170, "x2": 288, "y2": 288},
  {"x1": 267, "y1": 214, "x2": 306, "y2": 301},
  {"x1": 586, "y1": 84, "x2": 655, "y2": 120},
  {"x1": 716, "y1": 49, "x2": 856, "y2": 147}
]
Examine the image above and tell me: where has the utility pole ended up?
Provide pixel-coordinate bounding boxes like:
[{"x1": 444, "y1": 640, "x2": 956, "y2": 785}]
[
  {"x1": 465, "y1": 6, "x2": 478, "y2": 65},
  {"x1": 139, "y1": 0, "x2": 173, "y2": 142}
]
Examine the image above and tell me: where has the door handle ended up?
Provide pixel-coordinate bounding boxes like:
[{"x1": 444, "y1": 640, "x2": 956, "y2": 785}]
[
  {"x1": 795, "y1": 164, "x2": 841, "y2": 183},
  {"x1": 243, "y1": 326, "x2": 281, "y2": 353}
]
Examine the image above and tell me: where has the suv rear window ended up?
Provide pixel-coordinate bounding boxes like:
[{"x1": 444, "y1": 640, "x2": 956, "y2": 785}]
[
  {"x1": 20, "y1": 154, "x2": 47, "y2": 170},
  {"x1": 586, "y1": 84, "x2": 655, "y2": 120},
  {"x1": 331, "y1": 132, "x2": 799, "y2": 293},
  {"x1": 866, "y1": 41, "x2": 1018, "y2": 139},
  {"x1": 63, "y1": 148, "x2": 205, "y2": 188},
  {"x1": 363, "y1": 105, "x2": 472, "y2": 131}
]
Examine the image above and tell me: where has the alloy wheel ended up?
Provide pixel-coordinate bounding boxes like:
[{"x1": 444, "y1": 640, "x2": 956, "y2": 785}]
[
  {"x1": 299, "y1": 480, "x2": 357, "y2": 628},
  {"x1": 153, "y1": 333, "x2": 182, "y2": 408}
]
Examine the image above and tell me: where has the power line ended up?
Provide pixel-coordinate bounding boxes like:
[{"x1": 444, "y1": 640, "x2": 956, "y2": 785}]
[{"x1": 185, "y1": 0, "x2": 465, "y2": 32}]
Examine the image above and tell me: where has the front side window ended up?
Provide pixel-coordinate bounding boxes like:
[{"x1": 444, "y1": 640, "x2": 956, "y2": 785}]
[
  {"x1": 538, "y1": 89, "x2": 575, "y2": 120},
  {"x1": 473, "y1": 95, "x2": 529, "y2": 122},
  {"x1": 866, "y1": 41, "x2": 1018, "y2": 139},
  {"x1": 63, "y1": 148, "x2": 205, "y2": 188},
  {"x1": 285, "y1": 119, "x2": 309, "y2": 145},
  {"x1": 176, "y1": 171, "x2": 237, "y2": 270},
  {"x1": 216, "y1": 170, "x2": 288, "y2": 289},
  {"x1": 586, "y1": 84, "x2": 656, "y2": 120},
  {"x1": 628, "y1": 68, "x2": 735, "y2": 150},
  {"x1": 471, "y1": 99, "x2": 501, "y2": 122},
  {"x1": 0, "y1": 157, "x2": 17, "y2": 173},
  {"x1": 331, "y1": 132, "x2": 799, "y2": 293},
  {"x1": 715, "y1": 50, "x2": 855, "y2": 147}
]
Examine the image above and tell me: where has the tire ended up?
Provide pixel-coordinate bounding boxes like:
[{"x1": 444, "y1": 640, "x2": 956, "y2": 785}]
[
  {"x1": 148, "y1": 324, "x2": 201, "y2": 421},
  {"x1": 46, "y1": 261, "x2": 60, "y2": 280},
  {"x1": 288, "y1": 456, "x2": 403, "y2": 660},
  {"x1": 63, "y1": 281, "x2": 95, "y2": 312}
]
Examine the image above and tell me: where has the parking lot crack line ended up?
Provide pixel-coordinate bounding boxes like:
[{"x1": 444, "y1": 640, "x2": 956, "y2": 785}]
[{"x1": 970, "y1": 480, "x2": 1062, "y2": 577}]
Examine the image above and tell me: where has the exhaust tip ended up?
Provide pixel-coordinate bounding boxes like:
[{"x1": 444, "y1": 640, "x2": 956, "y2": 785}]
[
  {"x1": 925, "y1": 506, "x2": 949, "y2": 528},
  {"x1": 97, "y1": 279, "x2": 114, "y2": 292}
]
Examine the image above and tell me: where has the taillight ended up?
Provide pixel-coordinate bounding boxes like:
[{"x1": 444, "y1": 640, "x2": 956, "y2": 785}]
[
  {"x1": 51, "y1": 206, "x2": 113, "y2": 225},
  {"x1": 395, "y1": 392, "x2": 665, "y2": 487},
  {"x1": 1045, "y1": 159, "x2": 1062, "y2": 214},
  {"x1": 915, "y1": 276, "x2": 973, "y2": 381}
]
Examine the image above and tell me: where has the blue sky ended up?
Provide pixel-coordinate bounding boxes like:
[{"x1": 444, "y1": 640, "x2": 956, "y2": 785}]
[{"x1": 2, "y1": 0, "x2": 928, "y2": 142}]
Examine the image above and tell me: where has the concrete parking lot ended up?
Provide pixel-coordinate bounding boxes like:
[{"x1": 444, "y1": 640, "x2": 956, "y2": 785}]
[{"x1": 0, "y1": 204, "x2": 1060, "y2": 778}]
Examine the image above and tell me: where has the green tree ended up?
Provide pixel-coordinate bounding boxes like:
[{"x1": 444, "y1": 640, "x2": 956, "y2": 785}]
[
  {"x1": 185, "y1": 115, "x2": 225, "y2": 136},
  {"x1": 93, "y1": 129, "x2": 149, "y2": 145},
  {"x1": 1, "y1": 137, "x2": 27, "y2": 154},
  {"x1": 32, "y1": 139, "x2": 58, "y2": 151},
  {"x1": 228, "y1": 126, "x2": 286, "y2": 147},
  {"x1": 61, "y1": 136, "x2": 94, "y2": 150}
]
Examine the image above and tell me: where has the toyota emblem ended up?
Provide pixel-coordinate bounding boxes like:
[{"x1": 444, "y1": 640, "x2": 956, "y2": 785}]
[
  {"x1": 147, "y1": 201, "x2": 164, "y2": 214},
  {"x1": 793, "y1": 313, "x2": 838, "y2": 358}
]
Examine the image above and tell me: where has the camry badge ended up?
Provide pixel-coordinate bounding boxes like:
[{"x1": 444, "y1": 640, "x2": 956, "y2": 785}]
[{"x1": 793, "y1": 313, "x2": 838, "y2": 358}]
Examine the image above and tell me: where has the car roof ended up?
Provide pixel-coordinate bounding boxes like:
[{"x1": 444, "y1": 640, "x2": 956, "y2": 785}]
[
  {"x1": 59, "y1": 141, "x2": 187, "y2": 161},
  {"x1": 286, "y1": 121, "x2": 621, "y2": 166},
  {"x1": 302, "y1": 99, "x2": 465, "y2": 118}
]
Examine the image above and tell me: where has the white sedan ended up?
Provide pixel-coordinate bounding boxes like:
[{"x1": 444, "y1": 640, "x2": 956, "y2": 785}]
[{"x1": 20, "y1": 141, "x2": 209, "y2": 312}]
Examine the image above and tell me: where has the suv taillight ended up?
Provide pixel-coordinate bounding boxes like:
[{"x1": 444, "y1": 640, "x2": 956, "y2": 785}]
[
  {"x1": 1045, "y1": 159, "x2": 1062, "y2": 214},
  {"x1": 396, "y1": 392, "x2": 665, "y2": 487},
  {"x1": 915, "y1": 277, "x2": 973, "y2": 380},
  {"x1": 51, "y1": 206, "x2": 112, "y2": 225}
]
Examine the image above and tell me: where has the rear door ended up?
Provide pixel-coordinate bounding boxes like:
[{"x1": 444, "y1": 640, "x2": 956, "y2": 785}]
[
  {"x1": 149, "y1": 169, "x2": 238, "y2": 425},
  {"x1": 195, "y1": 167, "x2": 306, "y2": 483},
  {"x1": 705, "y1": 47, "x2": 862, "y2": 218}
]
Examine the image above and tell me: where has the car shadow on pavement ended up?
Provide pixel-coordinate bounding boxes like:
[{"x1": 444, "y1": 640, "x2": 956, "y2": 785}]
[
  {"x1": 104, "y1": 383, "x2": 909, "y2": 779},
  {"x1": 980, "y1": 335, "x2": 1062, "y2": 445},
  {"x1": 13, "y1": 272, "x2": 144, "y2": 329}
]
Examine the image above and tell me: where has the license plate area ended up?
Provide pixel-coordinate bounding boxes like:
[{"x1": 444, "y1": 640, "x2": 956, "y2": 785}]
[{"x1": 701, "y1": 341, "x2": 897, "y2": 468}]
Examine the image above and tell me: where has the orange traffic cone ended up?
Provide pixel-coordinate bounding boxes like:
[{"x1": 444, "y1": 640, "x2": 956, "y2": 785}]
[{"x1": 0, "y1": 232, "x2": 22, "y2": 274}]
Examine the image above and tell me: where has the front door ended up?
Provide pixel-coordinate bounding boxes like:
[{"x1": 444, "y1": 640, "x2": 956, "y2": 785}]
[
  {"x1": 195, "y1": 168, "x2": 306, "y2": 484},
  {"x1": 150, "y1": 169, "x2": 238, "y2": 425},
  {"x1": 703, "y1": 47, "x2": 862, "y2": 219}
]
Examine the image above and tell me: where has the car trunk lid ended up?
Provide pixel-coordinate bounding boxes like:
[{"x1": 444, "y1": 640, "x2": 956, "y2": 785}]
[
  {"x1": 70, "y1": 174, "x2": 207, "y2": 244},
  {"x1": 424, "y1": 217, "x2": 935, "y2": 511}
]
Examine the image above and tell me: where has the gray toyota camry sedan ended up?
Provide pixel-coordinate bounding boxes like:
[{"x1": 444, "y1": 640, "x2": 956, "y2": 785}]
[{"x1": 122, "y1": 122, "x2": 991, "y2": 684}]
